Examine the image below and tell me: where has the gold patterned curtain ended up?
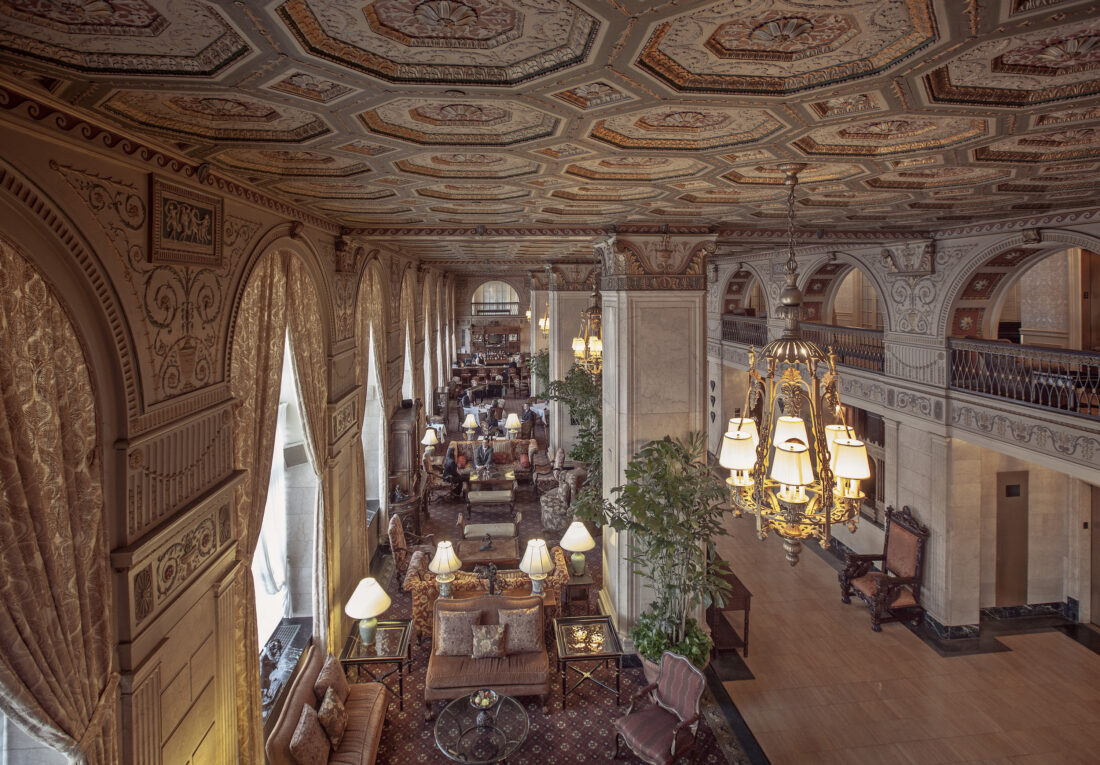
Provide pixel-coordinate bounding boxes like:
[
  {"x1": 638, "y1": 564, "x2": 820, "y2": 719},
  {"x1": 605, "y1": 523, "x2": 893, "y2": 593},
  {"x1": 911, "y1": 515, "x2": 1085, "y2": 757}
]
[
  {"x1": 229, "y1": 252, "x2": 289, "y2": 765},
  {"x1": 0, "y1": 240, "x2": 118, "y2": 764},
  {"x1": 285, "y1": 256, "x2": 332, "y2": 652},
  {"x1": 351, "y1": 268, "x2": 386, "y2": 580}
]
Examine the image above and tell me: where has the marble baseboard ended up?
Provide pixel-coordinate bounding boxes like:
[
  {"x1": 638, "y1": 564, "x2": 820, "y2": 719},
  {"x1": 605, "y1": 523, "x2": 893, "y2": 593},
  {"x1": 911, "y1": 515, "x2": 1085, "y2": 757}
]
[
  {"x1": 923, "y1": 613, "x2": 980, "y2": 640},
  {"x1": 1066, "y1": 597, "x2": 1080, "y2": 622},
  {"x1": 981, "y1": 601, "x2": 1077, "y2": 621}
]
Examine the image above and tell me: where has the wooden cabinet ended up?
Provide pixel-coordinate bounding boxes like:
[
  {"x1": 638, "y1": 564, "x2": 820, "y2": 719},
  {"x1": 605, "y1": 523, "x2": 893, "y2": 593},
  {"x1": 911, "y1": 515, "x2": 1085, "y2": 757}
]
[{"x1": 388, "y1": 400, "x2": 422, "y2": 496}]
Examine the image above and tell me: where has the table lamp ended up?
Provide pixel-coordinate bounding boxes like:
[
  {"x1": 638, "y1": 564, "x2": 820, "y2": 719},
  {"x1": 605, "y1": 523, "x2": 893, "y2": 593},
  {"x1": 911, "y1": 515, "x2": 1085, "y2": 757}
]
[
  {"x1": 429, "y1": 541, "x2": 462, "y2": 598},
  {"x1": 345, "y1": 577, "x2": 391, "y2": 645},
  {"x1": 519, "y1": 539, "x2": 554, "y2": 595},
  {"x1": 421, "y1": 427, "x2": 439, "y2": 456},
  {"x1": 559, "y1": 521, "x2": 595, "y2": 576},
  {"x1": 462, "y1": 413, "x2": 479, "y2": 441},
  {"x1": 504, "y1": 412, "x2": 521, "y2": 438}
]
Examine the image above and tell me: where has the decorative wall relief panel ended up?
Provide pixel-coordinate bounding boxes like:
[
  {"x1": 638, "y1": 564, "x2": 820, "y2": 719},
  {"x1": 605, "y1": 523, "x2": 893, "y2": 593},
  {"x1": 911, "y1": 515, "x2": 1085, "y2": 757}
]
[
  {"x1": 950, "y1": 398, "x2": 1100, "y2": 472},
  {"x1": 156, "y1": 515, "x2": 218, "y2": 598},
  {"x1": 149, "y1": 176, "x2": 223, "y2": 266},
  {"x1": 125, "y1": 402, "x2": 234, "y2": 541},
  {"x1": 603, "y1": 237, "x2": 713, "y2": 291}
]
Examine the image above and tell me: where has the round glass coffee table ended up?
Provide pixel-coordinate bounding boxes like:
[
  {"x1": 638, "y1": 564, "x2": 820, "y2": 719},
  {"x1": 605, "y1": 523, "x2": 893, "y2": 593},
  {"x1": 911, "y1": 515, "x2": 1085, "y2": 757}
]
[{"x1": 434, "y1": 692, "x2": 529, "y2": 763}]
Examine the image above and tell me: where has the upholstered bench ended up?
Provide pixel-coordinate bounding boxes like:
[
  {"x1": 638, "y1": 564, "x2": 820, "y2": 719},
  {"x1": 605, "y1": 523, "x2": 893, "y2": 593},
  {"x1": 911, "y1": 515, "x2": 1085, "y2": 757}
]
[{"x1": 266, "y1": 644, "x2": 388, "y2": 765}]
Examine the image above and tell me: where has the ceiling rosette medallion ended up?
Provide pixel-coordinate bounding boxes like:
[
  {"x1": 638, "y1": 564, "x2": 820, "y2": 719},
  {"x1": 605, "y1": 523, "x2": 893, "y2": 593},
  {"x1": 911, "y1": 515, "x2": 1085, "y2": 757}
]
[
  {"x1": 276, "y1": 0, "x2": 601, "y2": 85},
  {"x1": 794, "y1": 116, "x2": 986, "y2": 156},
  {"x1": 722, "y1": 162, "x2": 864, "y2": 184},
  {"x1": 101, "y1": 90, "x2": 330, "y2": 142},
  {"x1": 865, "y1": 167, "x2": 1009, "y2": 189},
  {"x1": 635, "y1": 0, "x2": 937, "y2": 95},
  {"x1": 0, "y1": 0, "x2": 250, "y2": 75},
  {"x1": 415, "y1": 183, "x2": 529, "y2": 199},
  {"x1": 591, "y1": 105, "x2": 784, "y2": 150},
  {"x1": 394, "y1": 151, "x2": 539, "y2": 178},
  {"x1": 974, "y1": 128, "x2": 1100, "y2": 162},
  {"x1": 359, "y1": 98, "x2": 558, "y2": 145},
  {"x1": 212, "y1": 148, "x2": 369, "y2": 177},
  {"x1": 550, "y1": 185, "x2": 663, "y2": 201},
  {"x1": 565, "y1": 156, "x2": 711, "y2": 181},
  {"x1": 926, "y1": 21, "x2": 1100, "y2": 106},
  {"x1": 272, "y1": 179, "x2": 394, "y2": 199}
]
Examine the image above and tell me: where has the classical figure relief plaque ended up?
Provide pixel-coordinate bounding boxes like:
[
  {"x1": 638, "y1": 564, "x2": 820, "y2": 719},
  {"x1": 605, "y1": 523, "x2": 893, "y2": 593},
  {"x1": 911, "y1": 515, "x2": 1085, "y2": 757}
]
[{"x1": 150, "y1": 176, "x2": 223, "y2": 266}]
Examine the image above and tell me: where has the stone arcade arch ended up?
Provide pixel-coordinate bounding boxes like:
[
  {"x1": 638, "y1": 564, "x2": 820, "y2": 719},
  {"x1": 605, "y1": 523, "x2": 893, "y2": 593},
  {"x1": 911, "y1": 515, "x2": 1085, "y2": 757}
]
[
  {"x1": 720, "y1": 266, "x2": 769, "y2": 317},
  {"x1": 798, "y1": 255, "x2": 890, "y2": 330}
]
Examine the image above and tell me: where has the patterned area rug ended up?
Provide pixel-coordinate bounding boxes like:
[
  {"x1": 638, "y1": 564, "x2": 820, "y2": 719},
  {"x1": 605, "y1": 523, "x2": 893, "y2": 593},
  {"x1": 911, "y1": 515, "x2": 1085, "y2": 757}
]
[{"x1": 374, "y1": 474, "x2": 740, "y2": 763}]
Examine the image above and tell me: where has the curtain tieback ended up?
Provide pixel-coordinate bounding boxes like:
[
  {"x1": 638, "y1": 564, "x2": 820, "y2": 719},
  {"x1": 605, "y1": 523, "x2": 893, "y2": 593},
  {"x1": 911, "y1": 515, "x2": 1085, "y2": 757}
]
[{"x1": 76, "y1": 671, "x2": 120, "y2": 752}]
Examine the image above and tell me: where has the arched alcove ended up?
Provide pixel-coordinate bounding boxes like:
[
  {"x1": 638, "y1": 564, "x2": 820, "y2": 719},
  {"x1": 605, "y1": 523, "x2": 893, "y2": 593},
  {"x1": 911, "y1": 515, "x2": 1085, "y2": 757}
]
[
  {"x1": 800, "y1": 259, "x2": 887, "y2": 330},
  {"x1": 721, "y1": 267, "x2": 768, "y2": 317}
]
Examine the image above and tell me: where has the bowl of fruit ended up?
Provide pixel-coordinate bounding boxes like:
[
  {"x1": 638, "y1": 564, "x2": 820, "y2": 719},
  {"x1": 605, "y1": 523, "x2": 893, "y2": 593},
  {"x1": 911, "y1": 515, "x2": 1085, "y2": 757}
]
[{"x1": 470, "y1": 689, "x2": 498, "y2": 710}]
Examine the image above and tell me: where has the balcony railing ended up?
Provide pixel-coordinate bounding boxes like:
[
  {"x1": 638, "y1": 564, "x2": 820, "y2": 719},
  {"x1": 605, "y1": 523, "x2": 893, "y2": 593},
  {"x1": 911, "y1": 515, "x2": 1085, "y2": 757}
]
[
  {"x1": 721, "y1": 314, "x2": 767, "y2": 347},
  {"x1": 472, "y1": 301, "x2": 520, "y2": 316},
  {"x1": 949, "y1": 338, "x2": 1100, "y2": 419},
  {"x1": 801, "y1": 323, "x2": 885, "y2": 372}
]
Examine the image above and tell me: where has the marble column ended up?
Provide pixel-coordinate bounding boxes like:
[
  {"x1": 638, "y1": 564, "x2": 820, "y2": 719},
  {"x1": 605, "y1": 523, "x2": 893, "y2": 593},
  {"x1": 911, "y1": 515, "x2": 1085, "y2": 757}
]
[
  {"x1": 597, "y1": 234, "x2": 713, "y2": 641},
  {"x1": 528, "y1": 269, "x2": 550, "y2": 396}
]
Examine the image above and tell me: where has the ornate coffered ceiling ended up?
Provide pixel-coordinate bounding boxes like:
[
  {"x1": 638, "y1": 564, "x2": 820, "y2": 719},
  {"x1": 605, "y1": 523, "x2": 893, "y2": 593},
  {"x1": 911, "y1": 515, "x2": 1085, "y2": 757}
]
[{"x1": 1, "y1": 0, "x2": 1099, "y2": 272}]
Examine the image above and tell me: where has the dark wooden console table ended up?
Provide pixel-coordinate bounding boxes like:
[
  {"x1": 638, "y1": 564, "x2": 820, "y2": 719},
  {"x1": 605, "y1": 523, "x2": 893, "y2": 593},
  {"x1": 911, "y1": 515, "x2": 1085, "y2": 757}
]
[{"x1": 707, "y1": 565, "x2": 751, "y2": 658}]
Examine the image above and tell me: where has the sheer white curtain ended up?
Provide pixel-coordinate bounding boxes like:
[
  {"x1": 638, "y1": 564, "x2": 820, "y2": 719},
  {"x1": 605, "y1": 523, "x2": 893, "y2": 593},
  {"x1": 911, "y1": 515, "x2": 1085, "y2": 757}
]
[{"x1": 252, "y1": 398, "x2": 289, "y2": 644}]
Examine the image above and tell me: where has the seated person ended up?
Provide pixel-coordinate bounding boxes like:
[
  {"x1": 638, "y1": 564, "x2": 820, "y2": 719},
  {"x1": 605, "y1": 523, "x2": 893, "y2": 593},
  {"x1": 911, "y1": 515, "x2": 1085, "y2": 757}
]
[
  {"x1": 459, "y1": 389, "x2": 473, "y2": 409},
  {"x1": 473, "y1": 436, "x2": 494, "y2": 472},
  {"x1": 441, "y1": 444, "x2": 467, "y2": 496},
  {"x1": 519, "y1": 402, "x2": 535, "y2": 423},
  {"x1": 481, "y1": 412, "x2": 501, "y2": 439}
]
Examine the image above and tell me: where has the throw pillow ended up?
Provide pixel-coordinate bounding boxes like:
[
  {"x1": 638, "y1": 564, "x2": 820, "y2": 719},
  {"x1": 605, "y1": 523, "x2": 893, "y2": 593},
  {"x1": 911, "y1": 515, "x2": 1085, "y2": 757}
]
[
  {"x1": 289, "y1": 705, "x2": 329, "y2": 765},
  {"x1": 313, "y1": 654, "x2": 350, "y2": 705},
  {"x1": 316, "y1": 686, "x2": 347, "y2": 750},
  {"x1": 471, "y1": 623, "x2": 507, "y2": 659},
  {"x1": 493, "y1": 450, "x2": 510, "y2": 465},
  {"x1": 436, "y1": 610, "x2": 482, "y2": 656},
  {"x1": 457, "y1": 455, "x2": 467, "y2": 469},
  {"x1": 498, "y1": 606, "x2": 541, "y2": 653}
]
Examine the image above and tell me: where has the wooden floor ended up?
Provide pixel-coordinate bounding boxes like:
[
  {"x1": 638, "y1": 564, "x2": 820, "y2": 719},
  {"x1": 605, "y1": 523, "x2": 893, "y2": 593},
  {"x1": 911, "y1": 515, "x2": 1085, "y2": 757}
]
[{"x1": 715, "y1": 517, "x2": 1100, "y2": 765}]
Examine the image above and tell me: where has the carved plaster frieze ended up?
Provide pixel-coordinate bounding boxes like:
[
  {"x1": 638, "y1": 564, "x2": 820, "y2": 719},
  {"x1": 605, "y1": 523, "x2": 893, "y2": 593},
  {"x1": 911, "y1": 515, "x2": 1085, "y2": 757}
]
[
  {"x1": 602, "y1": 236, "x2": 714, "y2": 291},
  {"x1": 950, "y1": 402, "x2": 1100, "y2": 469}
]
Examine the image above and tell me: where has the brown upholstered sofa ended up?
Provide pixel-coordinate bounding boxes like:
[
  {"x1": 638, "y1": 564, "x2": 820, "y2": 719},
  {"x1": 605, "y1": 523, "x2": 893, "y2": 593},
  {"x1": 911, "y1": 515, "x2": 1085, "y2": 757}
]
[
  {"x1": 266, "y1": 644, "x2": 388, "y2": 765},
  {"x1": 424, "y1": 594, "x2": 550, "y2": 720},
  {"x1": 448, "y1": 438, "x2": 537, "y2": 483},
  {"x1": 402, "y1": 546, "x2": 569, "y2": 642}
]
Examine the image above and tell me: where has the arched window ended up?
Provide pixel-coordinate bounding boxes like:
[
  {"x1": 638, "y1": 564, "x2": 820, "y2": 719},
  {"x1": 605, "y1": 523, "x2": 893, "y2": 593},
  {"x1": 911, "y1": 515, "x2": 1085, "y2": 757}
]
[{"x1": 472, "y1": 281, "x2": 519, "y2": 315}]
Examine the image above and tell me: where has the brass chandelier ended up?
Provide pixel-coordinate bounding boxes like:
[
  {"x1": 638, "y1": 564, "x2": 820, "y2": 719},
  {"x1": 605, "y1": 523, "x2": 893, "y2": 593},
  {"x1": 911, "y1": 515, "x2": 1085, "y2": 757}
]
[
  {"x1": 571, "y1": 281, "x2": 602, "y2": 374},
  {"x1": 719, "y1": 163, "x2": 869, "y2": 566}
]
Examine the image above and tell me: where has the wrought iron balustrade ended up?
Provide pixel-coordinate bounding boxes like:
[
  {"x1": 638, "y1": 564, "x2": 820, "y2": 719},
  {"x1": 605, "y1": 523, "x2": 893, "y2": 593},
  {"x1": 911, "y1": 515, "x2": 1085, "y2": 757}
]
[
  {"x1": 801, "y1": 323, "x2": 885, "y2": 372},
  {"x1": 472, "y1": 301, "x2": 520, "y2": 316},
  {"x1": 949, "y1": 338, "x2": 1100, "y2": 420},
  {"x1": 721, "y1": 314, "x2": 767, "y2": 347}
]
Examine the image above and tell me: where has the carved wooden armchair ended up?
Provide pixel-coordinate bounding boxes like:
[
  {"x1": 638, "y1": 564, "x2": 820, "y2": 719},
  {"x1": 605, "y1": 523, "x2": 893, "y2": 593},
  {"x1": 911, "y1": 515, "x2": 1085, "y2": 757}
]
[
  {"x1": 839, "y1": 505, "x2": 930, "y2": 632},
  {"x1": 422, "y1": 450, "x2": 455, "y2": 506},
  {"x1": 613, "y1": 651, "x2": 706, "y2": 765},
  {"x1": 387, "y1": 512, "x2": 434, "y2": 580}
]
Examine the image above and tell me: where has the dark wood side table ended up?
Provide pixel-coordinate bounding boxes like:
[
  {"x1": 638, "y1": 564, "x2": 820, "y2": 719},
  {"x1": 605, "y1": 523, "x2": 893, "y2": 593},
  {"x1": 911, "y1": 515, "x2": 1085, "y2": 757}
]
[
  {"x1": 562, "y1": 570, "x2": 595, "y2": 615},
  {"x1": 554, "y1": 614, "x2": 623, "y2": 710},
  {"x1": 707, "y1": 567, "x2": 751, "y2": 657},
  {"x1": 340, "y1": 618, "x2": 413, "y2": 711}
]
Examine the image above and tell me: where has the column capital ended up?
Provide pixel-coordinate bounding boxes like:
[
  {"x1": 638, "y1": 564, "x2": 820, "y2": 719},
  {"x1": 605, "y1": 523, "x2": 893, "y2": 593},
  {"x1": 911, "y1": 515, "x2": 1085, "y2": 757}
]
[
  {"x1": 548, "y1": 262, "x2": 600, "y2": 292},
  {"x1": 601, "y1": 233, "x2": 716, "y2": 291}
]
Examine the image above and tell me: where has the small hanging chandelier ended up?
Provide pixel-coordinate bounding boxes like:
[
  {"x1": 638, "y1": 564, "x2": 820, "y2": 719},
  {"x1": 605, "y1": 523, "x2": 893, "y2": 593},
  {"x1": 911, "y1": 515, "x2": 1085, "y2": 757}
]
[
  {"x1": 571, "y1": 281, "x2": 602, "y2": 375},
  {"x1": 537, "y1": 301, "x2": 550, "y2": 336},
  {"x1": 719, "y1": 163, "x2": 869, "y2": 566}
]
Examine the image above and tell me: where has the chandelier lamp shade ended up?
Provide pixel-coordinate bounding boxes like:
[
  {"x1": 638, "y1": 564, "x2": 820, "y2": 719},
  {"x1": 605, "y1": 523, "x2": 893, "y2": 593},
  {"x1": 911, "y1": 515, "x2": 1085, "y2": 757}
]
[
  {"x1": 718, "y1": 163, "x2": 870, "y2": 566},
  {"x1": 571, "y1": 281, "x2": 603, "y2": 375}
]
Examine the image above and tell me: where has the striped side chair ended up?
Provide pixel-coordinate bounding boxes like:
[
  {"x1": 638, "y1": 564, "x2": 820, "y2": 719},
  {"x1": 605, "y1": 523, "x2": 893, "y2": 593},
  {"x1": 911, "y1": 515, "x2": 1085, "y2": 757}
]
[{"x1": 613, "y1": 651, "x2": 706, "y2": 765}]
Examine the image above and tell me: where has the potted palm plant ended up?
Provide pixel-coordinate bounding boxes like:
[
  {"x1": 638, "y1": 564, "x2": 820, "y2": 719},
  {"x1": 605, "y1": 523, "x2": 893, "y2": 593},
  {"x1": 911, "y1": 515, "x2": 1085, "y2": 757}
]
[{"x1": 603, "y1": 432, "x2": 730, "y2": 676}]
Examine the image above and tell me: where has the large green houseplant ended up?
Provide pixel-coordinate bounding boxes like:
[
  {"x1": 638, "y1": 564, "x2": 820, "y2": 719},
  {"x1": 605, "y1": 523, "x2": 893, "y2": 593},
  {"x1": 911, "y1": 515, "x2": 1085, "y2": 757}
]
[
  {"x1": 543, "y1": 362, "x2": 603, "y2": 521},
  {"x1": 604, "y1": 431, "x2": 730, "y2": 672}
]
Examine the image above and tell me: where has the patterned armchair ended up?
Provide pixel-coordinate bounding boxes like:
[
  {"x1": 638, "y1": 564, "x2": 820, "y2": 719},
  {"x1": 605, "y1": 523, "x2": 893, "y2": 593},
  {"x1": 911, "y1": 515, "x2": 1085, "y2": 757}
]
[
  {"x1": 613, "y1": 651, "x2": 706, "y2": 765},
  {"x1": 388, "y1": 513, "x2": 434, "y2": 580},
  {"x1": 534, "y1": 447, "x2": 565, "y2": 496},
  {"x1": 839, "y1": 505, "x2": 929, "y2": 632},
  {"x1": 402, "y1": 546, "x2": 569, "y2": 642},
  {"x1": 422, "y1": 450, "x2": 455, "y2": 506},
  {"x1": 540, "y1": 474, "x2": 572, "y2": 533}
]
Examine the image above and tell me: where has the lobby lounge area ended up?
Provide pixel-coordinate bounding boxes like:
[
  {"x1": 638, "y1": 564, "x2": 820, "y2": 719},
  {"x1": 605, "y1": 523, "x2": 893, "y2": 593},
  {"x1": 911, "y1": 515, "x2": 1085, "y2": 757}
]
[{"x1": 0, "y1": 2, "x2": 1099, "y2": 764}]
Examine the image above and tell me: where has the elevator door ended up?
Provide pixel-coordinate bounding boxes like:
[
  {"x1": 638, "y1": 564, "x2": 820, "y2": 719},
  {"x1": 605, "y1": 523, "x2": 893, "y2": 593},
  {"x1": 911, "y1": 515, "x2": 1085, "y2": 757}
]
[{"x1": 996, "y1": 471, "x2": 1029, "y2": 607}]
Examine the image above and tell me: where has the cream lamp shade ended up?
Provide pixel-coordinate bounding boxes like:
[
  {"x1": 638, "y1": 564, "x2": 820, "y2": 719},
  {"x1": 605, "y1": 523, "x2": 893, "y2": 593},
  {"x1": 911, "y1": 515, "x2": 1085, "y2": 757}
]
[
  {"x1": 462, "y1": 413, "x2": 479, "y2": 430},
  {"x1": 560, "y1": 521, "x2": 595, "y2": 575},
  {"x1": 429, "y1": 541, "x2": 462, "y2": 597},
  {"x1": 719, "y1": 431, "x2": 757, "y2": 471},
  {"x1": 571, "y1": 336, "x2": 585, "y2": 354},
  {"x1": 504, "y1": 413, "x2": 521, "y2": 430},
  {"x1": 727, "y1": 417, "x2": 760, "y2": 449},
  {"x1": 772, "y1": 416, "x2": 809, "y2": 448},
  {"x1": 824, "y1": 423, "x2": 854, "y2": 455},
  {"x1": 771, "y1": 441, "x2": 812, "y2": 486},
  {"x1": 520, "y1": 539, "x2": 554, "y2": 594},
  {"x1": 421, "y1": 428, "x2": 439, "y2": 447},
  {"x1": 831, "y1": 438, "x2": 871, "y2": 480},
  {"x1": 345, "y1": 577, "x2": 391, "y2": 644},
  {"x1": 589, "y1": 336, "x2": 603, "y2": 353}
]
